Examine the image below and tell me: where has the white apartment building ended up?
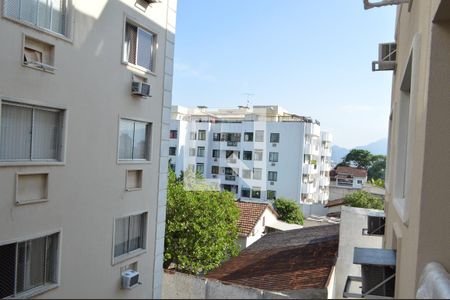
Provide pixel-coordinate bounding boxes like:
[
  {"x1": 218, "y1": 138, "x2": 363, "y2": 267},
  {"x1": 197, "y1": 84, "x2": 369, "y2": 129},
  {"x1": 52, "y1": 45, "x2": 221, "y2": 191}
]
[
  {"x1": 168, "y1": 105, "x2": 333, "y2": 209},
  {"x1": 0, "y1": 0, "x2": 176, "y2": 298}
]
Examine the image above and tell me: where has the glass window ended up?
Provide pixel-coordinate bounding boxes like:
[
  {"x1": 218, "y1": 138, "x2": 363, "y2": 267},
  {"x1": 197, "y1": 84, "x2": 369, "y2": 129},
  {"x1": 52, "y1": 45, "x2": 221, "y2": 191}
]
[
  {"x1": 197, "y1": 146, "x2": 205, "y2": 157},
  {"x1": 253, "y1": 168, "x2": 262, "y2": 180},
  {"x1": 198, "y1": 130, "x2": 206, "y2": 141},
  {"x1": 119, "y1": 119, "x2": 151, "y2": 160},
  {"x1": 114, "y1": 213, "x2": 146, "y2": 258},
  {"x1": 124, "y1": 22, "x2": 155, "y2": 71},
  {"x1": 269, "y1": 152, "x2": 279, "y2": 162},
  {"x1": 241, "y1": 188, "x2": 250, "y2": 198},
  {"x1": 189, "y1": 148, "x2": 196, "y2": 157},
  {"x1": 0, "y1": 233, "x2": 59, "y2": 298},
  {"x1": 255, "y1": 130, "x2": 264, "y2": 142},
  {"x1": 252, "y1": 187, "x2": 261, "y2": 199},
  {"x1": 267, "y1": 190, "x2": 276, "y2": 200},
  {"x1": 196, "y1": 163, "x2": 204, "y2": 174},
  {"x1": 169, "y1": 130, "x2": 177, "y2": 139},
  {"x1": 0, "y1": 102, "x2": 63, "y2": 161},
  {"x1": 254, "y1": 150, "x2": 263, "y2": 161},
  {"x1": 169, "y1": 147, "x2": 176, "y2": 156},
  {"x1": 268, "y1": 171, "x2": 278, "y2": 181},
  {"x1": 270, "y1": 133, "x2": 280, "y2": 143},
  {"x1": 212, "y1": 149, "x2": 220, "y2": 158},
  {"x1": 190, "y1": 132, "x2": 196, "y2": 140},
  {"x1": 213, "y1": 133, "x2": 220, "y2": 141},
  {"x1": 242, "y1": 169, "x2": 251, "y2": 179},
  {"x1": 211, "y1": 166, "x2": 219, "y2": 174},
  {"x1": 4, "y1": 0, "x2": 67, "y2": 36},
  {"x1": 244, "y1": 132, "x2": 253, "y2": 142},
  {"x1": 243, "y1": 151, "x2": 252, "y2": 160}
]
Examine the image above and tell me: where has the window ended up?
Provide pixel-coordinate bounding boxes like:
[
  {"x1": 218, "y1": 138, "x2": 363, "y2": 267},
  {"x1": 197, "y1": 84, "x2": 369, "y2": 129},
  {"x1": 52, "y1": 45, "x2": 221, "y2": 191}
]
[
  {"x1": 242, "y1": 169, "x2": 251, "y2": 179},
  {"x1": 269, "y1": 152, "x2": 279, "y2": 162},
  {"x1": 212, "y1": 149, "x2": 220, "y2": 158},
  {"x1": 169, "y1": 130, "x2": 177, "y2": 139},
  {"x1": 243, "y1": 151, "x2": 252, "y2": 160},
  {"x1": 170, "y1": 163, "x2": 176, "y2": 171},
  {"x1": 254, "y1": 150, "x2": 263, "y2": 161},
  {"x1": 190, "y1": 132, "x2": 197, "y2": 140},
  {"x1": 267, "y1": 190, "x2": 276, "y2": 200},
  {"x1": 169, "y1": 147, "x2": 176, "y2": 156},
  {"x1": 0, "y1": 102, "x2": 63, "y2": 162},
  {"x1": 255, "y1": 130, "x2": 264, "y2": 142},
  {"x1": 244, "y1": 132, "x2": 253, "y2": 142},
  {"x1": 211, "y1": 166, "x2": 219, "y2": 174},
  {"x1": 4, "y1": 0, "x2": 67, "y2": 36},
  {"x1": 270, "y1": 133, "x2": 280, "y2": 143},
  {"x1": 23, "y1": 36, "x2": 55, "y2": 72},
  {"x1": 198, "y1": 130, "x2": 206, "y2": 141},
  {"x1": 126, "y1": 169, "x2": 143, "y2": 191},
  {"x1": 357, "y1": 179, "x2": 363, "y2": 184},
  {"x1": 213, "y1": 133, "x2": 221, "y2": 141},
  {"x1": 253, "y1": 168, "x2": 262, "y2": 180},
  {"x1": 268, "y1": 171, "x2": 278, "y2": 182},
  {"x1": 196, "y1": 163, "x2": 204, "y2": 174},
  {"x1": 241, "y1": 188, "x2": 250, "y2": 198},
  {"x1": 252, "y1": 187, "x2": 261, "y2": 199},
  {"x1": 197, "y1": 146, "x2": 205, "y2": 157},
  {"x1": 119, "y1": 119, "x2": 151, "y2": 161},
  {"x1": 0, "y1": 232, "x2": 59, "y2": 298},
  {"x1": 124, "y1": 22, "x2": 155, "y2": 71},
  {"x1": 189, "y1": 148, "x2": 196, "y2": 157},
  {"x1": 114, "y1": 213, "x2": 147, "y2": 260}
]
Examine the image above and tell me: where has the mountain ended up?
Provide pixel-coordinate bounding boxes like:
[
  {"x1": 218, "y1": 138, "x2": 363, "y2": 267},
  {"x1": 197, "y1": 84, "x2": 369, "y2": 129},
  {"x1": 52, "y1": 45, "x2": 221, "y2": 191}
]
[{"x1": 331, "y1": 138, "x2": 388, "y2": 164}]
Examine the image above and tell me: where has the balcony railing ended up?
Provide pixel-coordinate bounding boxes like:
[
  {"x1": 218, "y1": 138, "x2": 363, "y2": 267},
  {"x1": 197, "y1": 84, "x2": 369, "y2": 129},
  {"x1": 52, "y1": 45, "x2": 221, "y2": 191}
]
[
  {"x1": 227, "y1": 141, "x2": 239, "y2": 147},
  {"x1": 225, "y1": 175, "x2": 236, "y2": 181}
]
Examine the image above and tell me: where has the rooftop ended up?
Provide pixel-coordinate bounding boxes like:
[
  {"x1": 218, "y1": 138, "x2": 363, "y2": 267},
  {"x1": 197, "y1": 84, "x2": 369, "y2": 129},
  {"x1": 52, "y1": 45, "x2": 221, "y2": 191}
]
[
  {"x1": 236, "y1": 201, "x2": 278, "y2": 237},
  {"x1": 333, "y1": 166, "x2": 368, "y2": 178},
  {"x1": 206, "y1": 224, "x2": 339, "y2": 292}
]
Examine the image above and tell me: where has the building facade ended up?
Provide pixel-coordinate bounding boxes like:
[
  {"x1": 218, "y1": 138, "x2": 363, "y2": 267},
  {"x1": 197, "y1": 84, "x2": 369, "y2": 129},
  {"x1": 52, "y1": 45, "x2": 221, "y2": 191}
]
[
  {"x1": 0, "y1": 0, "x2": 177, "y2": 298},
  {"x1": 168, "y1": 105, "x2": 333, "y2": 207}
]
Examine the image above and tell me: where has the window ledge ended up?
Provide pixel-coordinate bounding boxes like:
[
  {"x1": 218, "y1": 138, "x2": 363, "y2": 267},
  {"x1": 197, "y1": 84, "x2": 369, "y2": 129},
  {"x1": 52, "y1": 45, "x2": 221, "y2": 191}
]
[
  {"x1": 0, "y1": 161, "x2": 65, "y2": 167},
  {"x1": 7, "y1": 283, "x2": 59, "y2": 299},
  {"x1": 117, "y1": 160, "x2": 151, "y2": 165},
  {"x1": 125, "y1": 187, "x2": 142, "y2": 192},
  {"x1": 112, "y1": 249, "x2": 146, "y2": 266},
  {"x1": 393, "y1": 197, "x2": 409, "y2": 226},
  {"x1": 122, "y1": 61, "x2": 157, "y2": 77},
  {"x1": 16, "y1": 198, "x2": 48, "y2": 206},
  {"x1": 22, "y1": 62, "x2": 56, "y2": 74}
]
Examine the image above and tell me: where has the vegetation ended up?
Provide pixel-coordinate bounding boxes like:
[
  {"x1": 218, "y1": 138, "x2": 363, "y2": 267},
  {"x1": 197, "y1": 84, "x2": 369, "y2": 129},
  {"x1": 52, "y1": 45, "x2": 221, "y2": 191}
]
[
  {"x1": 344, "y1": 190, "x2": 384, "y2": 210},
  {"x1": 272, "y1": 198, "x2": 304, "y2": 225},
  {"x1": 164, "y1": 169, "x2": 240, "y2": 275},
  {"x1": 338, "y1": 149, "x2": 386, "y2": 181},
  {"x1": 369, "y1": 178, "x2": 385, "y2": 188}
]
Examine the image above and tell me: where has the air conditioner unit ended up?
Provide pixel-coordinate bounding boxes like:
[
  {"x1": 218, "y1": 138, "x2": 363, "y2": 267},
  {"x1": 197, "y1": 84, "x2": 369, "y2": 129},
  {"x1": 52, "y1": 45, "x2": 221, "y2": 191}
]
[
  {"x1": 212, "y1": 174, "x2": 217, "y2": 178},
  {"x1": 214, "y1": 158, "x2": 218, "y2": 162},
  {"x1": 271, "y1": 162, "x2": 276, "y2": 166},
  {"x1": 270, "y1": 181, "x2": 274, "y2": 185},
  {"x1": 272, "y1": 143, "x2": 277, "y2": 147},
  {"x1": 121, "y1": 270, "x2": 140, "y2": 289},
  {"x1": 372, "y1": 43, "x2": 397, "y2": 71},
  {"x1": 131, "y1": 81, "x2": 151, "y2": 97}
]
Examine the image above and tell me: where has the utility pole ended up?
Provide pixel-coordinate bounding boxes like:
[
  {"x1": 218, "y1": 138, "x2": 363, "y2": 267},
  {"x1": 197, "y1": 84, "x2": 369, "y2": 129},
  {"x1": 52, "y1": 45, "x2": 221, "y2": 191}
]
[{"x1": 242, "y1": 93, "x2": 255, "y2": 108}]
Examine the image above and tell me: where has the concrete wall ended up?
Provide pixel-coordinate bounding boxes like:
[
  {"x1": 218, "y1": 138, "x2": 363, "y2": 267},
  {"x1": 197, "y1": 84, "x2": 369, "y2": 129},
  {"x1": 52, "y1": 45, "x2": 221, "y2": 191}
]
[
  {"x1": 0, "y1": 0, "x2": 176, "y2": 298},
  {"x1": 333, "y1": 206, "x2": 383, "y2": 299},
  {"x1": 162, "y1": 271, "x2": 328, "y2": 299},
  {"x1": 383, "y1": 0, "x2": 450, "y2": 298}
]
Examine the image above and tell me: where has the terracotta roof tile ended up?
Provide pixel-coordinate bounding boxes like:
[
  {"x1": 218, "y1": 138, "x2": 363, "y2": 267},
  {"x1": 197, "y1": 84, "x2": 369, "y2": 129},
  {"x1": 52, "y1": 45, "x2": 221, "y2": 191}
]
[
  {"x1": 236, "y1": 201, "x2": 277, "y2": 237},
  {"x1": 206, "y1": 224, "x2": 339, "y2": 291},
  {"x1": 335, "y1": 166, "x2": 368, "y2": 177},
  {"x1": 324, "y1": 198, "x2": 347, "y2": 208}
]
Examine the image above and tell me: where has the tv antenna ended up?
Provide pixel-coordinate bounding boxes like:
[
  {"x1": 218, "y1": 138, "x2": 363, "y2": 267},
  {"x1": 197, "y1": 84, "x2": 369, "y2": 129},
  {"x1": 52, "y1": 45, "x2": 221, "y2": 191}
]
[{"x1": 242, "y1": 93, "x2": 255, "y2": 107}]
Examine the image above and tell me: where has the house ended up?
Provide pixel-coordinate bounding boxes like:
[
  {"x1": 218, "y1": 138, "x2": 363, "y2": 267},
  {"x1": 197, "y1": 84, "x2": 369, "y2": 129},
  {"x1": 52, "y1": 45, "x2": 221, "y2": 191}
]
[
  {"x1": 235, "y1": 201, "x2": 302, "y2": 249},
  {"x1": 342, "y1": 1, "x2": 450, "y2": 298},
  {"x1": 324, "y1": 198, "x2": 347, "y2": 218},
  {"x1": 168, "y1": 105, "x2": 333, "y2": 210},
  {"x1": 207, "y1": 225, "x2": 340, "y2": 299},
  {"x1": 330, "y1": 166, "x2": 368, "y2": 189},
  {"x1": 0, "y1": 0, "x2": 177, "y2": 298}
]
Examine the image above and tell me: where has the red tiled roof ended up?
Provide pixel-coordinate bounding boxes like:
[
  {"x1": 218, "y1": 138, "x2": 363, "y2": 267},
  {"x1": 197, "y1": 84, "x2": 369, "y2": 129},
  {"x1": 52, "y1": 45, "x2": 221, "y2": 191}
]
[
  {"x1": 206, "y1": 224, "x2": 339, "y2": 291},
  {"x1": 235, "y1": 201, "x2": 277, "y2": 237},
  {"x1": 335, "y1": 166, "x2": 367, "y2": 177},
  {"x1": 324, "y1": 198, "x2": 347, "y2": 208}
]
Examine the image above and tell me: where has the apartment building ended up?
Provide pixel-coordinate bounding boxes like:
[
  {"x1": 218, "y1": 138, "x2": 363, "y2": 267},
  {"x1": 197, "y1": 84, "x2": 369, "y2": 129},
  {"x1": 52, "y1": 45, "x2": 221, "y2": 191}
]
[
  {"x1": 168, "y1": 105, "x2": 333, "y2": 209},
  {"x1": 0, "y1": 0, "x2": 176, "y2": 298},
  {"x1": 343, "y1": 0, "x2": 450, "y2": 298}
]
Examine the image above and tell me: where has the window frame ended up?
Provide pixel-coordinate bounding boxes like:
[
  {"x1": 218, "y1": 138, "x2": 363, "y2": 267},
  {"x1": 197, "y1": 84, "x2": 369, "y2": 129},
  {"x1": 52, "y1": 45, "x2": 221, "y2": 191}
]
[
  {"x1": 243, "y1": 132, "x2": 253, "y2": 142},
  {"x1": 0, "y1": 230, "x2": 62, "y2": 299},
  {"x1": 117, "y1": 117, "x2": 152, "y2": 163},
  {"x1": 253, "y1": 168, "x2": 262, "y2": 180},
  {"x1": 241, "y1": 187, "x2": 251, "y2": 198},
  {"x1": 252, "y1": 187, "x2": 261, "y2": 199},
  {"x1": 122, "y1": 17, "x2": 157, "y2": 74},
  {"x1": 0, "y1": 99, "x2": 67, "y2": 166},
  {"x1": 197, "y1": 130, "x2": 206, "y2": 141},
  {"x1": 196, "y1": 162, "x2": 204, "y2": 174},
  {"x1": 169, "y1": 130, "x2": 177, "y2": 139},
  {"x1": 270, "y1": 133, "x2": 280, "y2": 143},
  {"x1": 268, "y1": 171, "x2": 278, "y2": 182},
  {"x1": 254, "y1": 149, "x2": 263, "y2": 161},
  {"x1": 212, "y1": 149, "x2": 220, "y2": 158},
  {"x1": 197, "y1": 146, "x2": 205, "y2": 158},
  {"x1": 255, "y1": 130, "x2": 264, "y2": 142},
  {"x1": 269, "y1": 152, "x2": 279, "y2": 162},
  {"x1": 112, "y1": 212, "x2": 148, "y2": 265},
  {"x1": 267, "y1": 190, "x2": 276, "y2": 200},
  {"x1": 169, "y1": 147, "x2": 176, "y2": 156},
  {"x1": 243, "y1": 150, "x2": 253, "y2": 161}
]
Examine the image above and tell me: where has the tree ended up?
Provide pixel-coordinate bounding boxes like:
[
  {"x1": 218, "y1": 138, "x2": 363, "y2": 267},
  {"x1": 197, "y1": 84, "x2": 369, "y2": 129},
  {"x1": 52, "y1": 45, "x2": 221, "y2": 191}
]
[
  {"x1": 368, "y1": 155, "x2": 386, "y2": 180},
  {"x1": 272, "y1": 198, "x2": 304, "y2": 225},
  {"x1": 340, "y1": 149, "x2": 373, "y2": 169},
  {"x1": 164, "y1": 169, "x2": 240, "y2": 275},
  {"x1": 344, "y1": 190, "x2": 384, "y2": 210}
]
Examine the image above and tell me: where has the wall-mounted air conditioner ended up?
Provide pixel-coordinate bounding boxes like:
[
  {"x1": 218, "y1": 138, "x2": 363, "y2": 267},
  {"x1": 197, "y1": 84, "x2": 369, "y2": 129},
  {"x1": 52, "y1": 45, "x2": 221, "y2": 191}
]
[
  {"x1": 372, "y1": 43, "x2": 397, "y2": 71},
  {"x1": 212, "y1": 174, "x2": 217, "y2": 178},
  {"x1": 121, "y1": 270, "x2": 140, "y2": 289},
  {"x1": 132, "y1": 81, "x2": 151, "y2": 97},
  {"x1": 272, "y1": 143, "x2": 277, "y2": 147},
  {"x1": 214, "y1": 158, "x2": 218, "y2": 162},
  {"x1": 271, "y1": 162, "x2": 276, "y2": 166},
  {"x1": 270, "y1": 181, "x2": 274, "y2": 185}
]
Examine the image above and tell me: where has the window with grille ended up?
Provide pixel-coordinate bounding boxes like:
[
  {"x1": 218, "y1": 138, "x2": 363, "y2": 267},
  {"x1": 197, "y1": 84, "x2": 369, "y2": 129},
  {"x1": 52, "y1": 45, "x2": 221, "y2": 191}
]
[
  {"x1": 211, "y1": 166, "x2": 219, "y2": 174},
  {"x1": 243, "y1": 151, "x2": 252, "y2": 160},
  {"x1": 241, "y1": 188, "x2": 250, "y2": 198},
  {"x1": 267, "y1": 190, "x2": 276, "y2": 200},
  {"x1": 213, "y1": 133, "x2": 220, "y2": 141},
  {"x1": 242, "y1": 169, "x2": 251, "y2": 179},
  {"x1": 189, "y1": 132, "x2": 196, "y2": 140},
  {"x1": 169, "y1": 147, "x2": 176, "y2": 156},
  {"x1": 269, "y1": 152, "x2": 279, "y2": 162},
  {"x1": 114, "y1": 213, "x2": 147, "y2": 260},
  {"x1": 0, "y1": 232, "x2": 59, "y2": 298},
  {"x1": 252, "y1": 187, "x2": 261, "y2": 199},
  {"x1": 253, "y1": 168, "x2": 262, "y2": 180},
  {"x1": 124, "y1": 21, "x2": 155, "y2": 71},
  {"x1": 197, "y1": 130, "x2": 206, "y2": 141},
  {"x1": 119, "y1": 119, "x2": 151, "y2": 161},
  {"x1": 212, "y1": 149, "x2": 220, "y2": 158},
  {"x1": 169, "y1": 130, "x2": 177, "y2": 139},
  {"x1": 196, "y1": 163, "x2": 204, "y2": 174},
  {"x1": 270, "y1": 133, "x2": 280, "y2": 143},
  {"x1": 268, "y1": 171, "x2": 278, "y2": 182},
  {"x1": 244, "y1": 132, "x2": 253, "y2": 142},
  {"x1": 0, "y1": 102, "x2": 63, "y2": 162},
  {"x1": 255, "y1": 130, "x2": 264, "y2": 142},
  {"x1": 197, "y1": 146, "x2": 205, "y2": 157},
  {"x1": 254, "y1": 150, "x2": 263, "y2": 161},
  {"x1": 4, "y1": 0, "x2": 67, "y2": 36},
  {"x1": 189, "y1": 148, "x2": 196, "y2": 157}
]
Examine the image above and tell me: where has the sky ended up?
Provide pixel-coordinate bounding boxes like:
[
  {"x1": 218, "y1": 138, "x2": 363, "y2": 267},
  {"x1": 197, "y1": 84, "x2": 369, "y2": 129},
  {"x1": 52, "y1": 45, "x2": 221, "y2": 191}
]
[{"x1": 171, "y1": 0, "x2": 396, "y2": 149}]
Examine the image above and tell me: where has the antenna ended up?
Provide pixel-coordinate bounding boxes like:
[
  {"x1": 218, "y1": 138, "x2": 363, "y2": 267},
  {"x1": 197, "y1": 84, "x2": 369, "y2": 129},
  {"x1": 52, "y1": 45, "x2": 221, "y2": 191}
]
[{"x1": 242, "y1": 93, "x2": 255, "y2": 107}]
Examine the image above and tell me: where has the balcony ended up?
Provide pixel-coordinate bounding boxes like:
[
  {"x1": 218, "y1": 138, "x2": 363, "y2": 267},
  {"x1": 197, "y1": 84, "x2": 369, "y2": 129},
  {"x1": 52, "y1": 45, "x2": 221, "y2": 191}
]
[
  {"x1": 362, "y1": 212, "x2": 386, "y2": 236},
  {"x1": 321, "y1": 131, "x2": 333, "y2": 143},
  {"x1": 225, "y1": 175, "x2": 236, "y2": 181},
  {"x1": 319, "y1": 191, "x2": 329, "y2": 202},
  {"x1": 321, "y1": 148, "x2": 332, "y2": 157},
  {"x1": 305, "y1": 122, "x2": 320, "y2": 136},
  {"x1": 320, "y1": 177, "x2": 330, "y2": 186},
  {"x1": 321, "y1": 162, "x2": 332, "y2": 172},
  {"x1": 303, "y1": 163, "x2": 319, "y2": 175},
  {"x1": 304, "y1": 144, "x2": 320, "y2": 155},
  {"x1": 227, "y1": 141, "x2": 239, "y2": 147},
  {"x1": 302, "y1": 182, "x2": 315, "y2": 194},
  {"x1": 226, "y1": 158, "x2": 237, "y2": 164}
]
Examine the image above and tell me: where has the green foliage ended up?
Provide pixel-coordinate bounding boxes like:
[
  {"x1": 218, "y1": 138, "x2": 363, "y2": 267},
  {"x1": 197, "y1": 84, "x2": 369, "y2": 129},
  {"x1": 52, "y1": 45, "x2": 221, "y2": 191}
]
[
  {"x1": 164, "y1": 169, "x2": 240, "y2": 275},
  {"x1": 338, "y1": 149, "x2": 387, "y2": 181},
  {"x1": 344, "y1": 190, "x2": 384, "y2": 210},
  {"x1": 368, "y1": 155, "x2": 386, "y2": 180},
  {"x1": 272, "y1": 198, "x2": 304, "y2": 225},
  {"x1": 369, "y1": 178, "x2": 385, "y2": 188}
]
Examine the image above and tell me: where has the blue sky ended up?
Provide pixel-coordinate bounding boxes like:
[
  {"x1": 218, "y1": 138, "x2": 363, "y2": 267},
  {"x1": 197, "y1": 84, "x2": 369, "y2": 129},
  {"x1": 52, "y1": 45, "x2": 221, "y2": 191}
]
[{"x1": 171, "y1": 0, "x2": 396, "y2": 149}]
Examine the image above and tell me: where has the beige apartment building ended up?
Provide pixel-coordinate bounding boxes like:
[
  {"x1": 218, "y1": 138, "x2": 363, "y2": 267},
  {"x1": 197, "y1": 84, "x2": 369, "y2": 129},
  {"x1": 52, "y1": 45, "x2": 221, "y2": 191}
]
[
  {"x1": 0, "y1": 0, "x2": 176, "y2": 298},
  {"x1": 344, "y1": 0, "x2": 450, "y2": 299}
]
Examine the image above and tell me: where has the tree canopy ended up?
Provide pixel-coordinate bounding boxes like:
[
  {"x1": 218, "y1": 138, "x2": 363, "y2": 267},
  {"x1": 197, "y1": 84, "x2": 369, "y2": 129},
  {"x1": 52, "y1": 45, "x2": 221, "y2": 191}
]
[
  {"x1": 164, "y1": 169, "x2": 240, "y2": 275},
  {"x1": 272, "y1": 198, "x2": 304, "y2": 225},
  {"x1": 339, "y1": 149, "x2": 386, "y2": 181},
  {"x1": 344, "y1": 190, "x2": 384, "y2": 210}
]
